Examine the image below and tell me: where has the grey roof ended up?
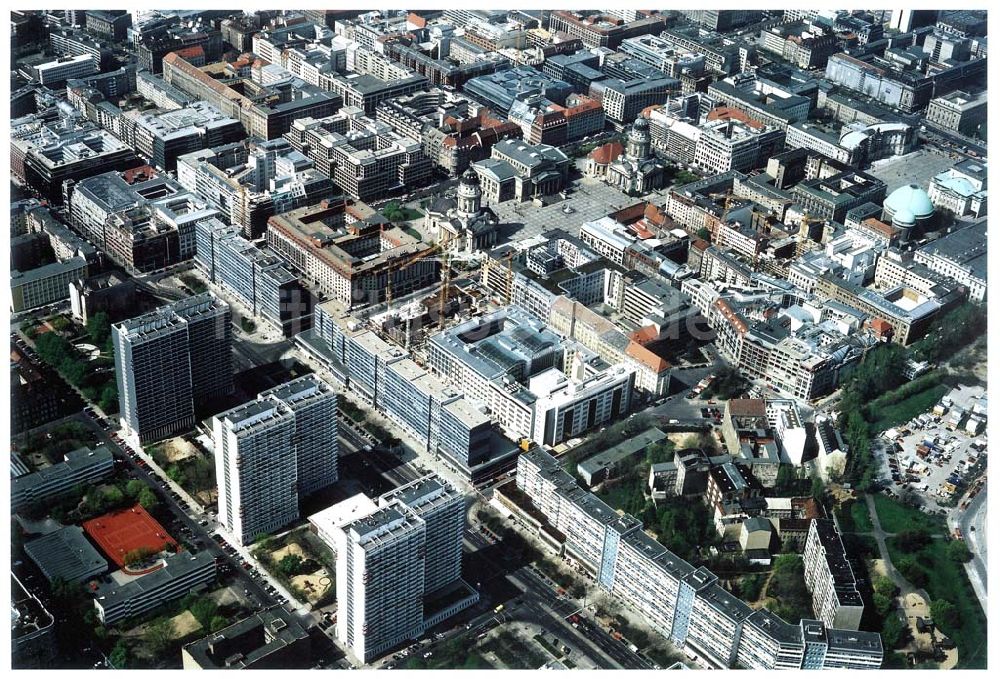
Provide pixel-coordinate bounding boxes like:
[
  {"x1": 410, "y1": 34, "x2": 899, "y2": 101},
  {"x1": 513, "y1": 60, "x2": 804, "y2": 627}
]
[
  {"x1": 697, "y1": 583, "x2": 754, "y2": 623},
  {"x1": 11, "y1": 445, "x2": 113, "y2": 499},
  {"x1": 11, "y1": 257, "x2": 88, "y2": 286},
  {"x1": 826, "y1": 627, "x2": 884, "y2": 655},
  {"x1": 379, "y1": 474, "x2": 460, "y2": 516},
  {"x1": 578, "y1": 427, "x2": 667, "y2": 477},
  {"x1": 918, "y1": 221, "x2": 986, "y2": 282},
  {"x1": 811, "y1": 519, "x2": 863, "y2": 607},
  {"x1": 743, "y1": 516, "x2": 773, "y2": 534},
  {"x1": 745, "y1": 609, "x2": 804, "y2": 646},
  {"x1": 474, "y1": 158, "x2": 517, "y2": 182},
  {"x1": 24, "y1": 525, "x2": 108, "y2": 583},
  {"x1": 181, "y1": 605, "x2": 310, "y2": 669},
  {"x1": 92, "y1": 550, "x2": 216, "y2": 609}
]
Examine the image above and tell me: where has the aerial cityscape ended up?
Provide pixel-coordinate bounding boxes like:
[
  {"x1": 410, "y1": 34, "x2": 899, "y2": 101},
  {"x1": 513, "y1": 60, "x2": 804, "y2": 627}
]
[{"x1": 9, "y1": 7, "x2": 988, "y2": 671}]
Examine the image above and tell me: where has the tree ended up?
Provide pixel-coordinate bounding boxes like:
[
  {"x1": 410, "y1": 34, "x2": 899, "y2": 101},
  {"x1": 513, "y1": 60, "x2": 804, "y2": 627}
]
[
  {"x1": 946, "y1": 540, "x2": 973, "y2": 563},
  {"x1": 125, "y1": 480, "x2": 145, "y2": 498},
  {"x1": 775, "y1": 465, "x2": 799, "y2": 494},
  {"x1": 873, "y1": 592, "x2": 894, "y2": 618},
  {"x1": 695, "y1": 227, "x2": 711, "y2": 241},
  {"x1": 739, "y1": 573, "x2": 766, "y2": 600},
  {"x1": 896, "y1": 555, "x2": 928, "y2": 588},
  {"x1": 189, "y1": 597, "x2": 219, "y2": 628},
  {"x1": 137, "y1": 487, "x2": 159, "y2": 510},
  {"x1": 144, "y1": 617, "x2": 175, "y2": 655},
  {"x1": 810, "y1": 475, "x2": 825, "y2": 503},
  {"x1": 897, "y1": 529, "x2": 931, "y2": 553},
  {"x1": 930, "y1": 600, "x2": 958, "y2": 630},
  {"x1": 86, "y1": 312, "x2": 111, "y2": 347},
  {"x1": 881, "y1": 614, "x2": 908, "y2": 648},
  {"x1": 209, "y1": 615, "x2": 229, "y2": 633},
  {"x1": 99, "y1": 384, "x2": 118, "y2": 413},
  {"x1": 278, "y1": 554, "x2": 304, "y2": 577},
  {"x1": 124, "y1": 546, "x2": 157, "y2": 567},
  {"x1": 109, "y1": 639, "x2": 130, "y2": 669},
  {"x1": 873, "y1": 575, "x2": 897, "y2": 598}
]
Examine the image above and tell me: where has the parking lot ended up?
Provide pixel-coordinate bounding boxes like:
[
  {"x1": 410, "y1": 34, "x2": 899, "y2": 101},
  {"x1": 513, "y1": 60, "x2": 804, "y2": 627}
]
[{"x1": 878, "y1": 385, "x2": 987, "y2": 506}]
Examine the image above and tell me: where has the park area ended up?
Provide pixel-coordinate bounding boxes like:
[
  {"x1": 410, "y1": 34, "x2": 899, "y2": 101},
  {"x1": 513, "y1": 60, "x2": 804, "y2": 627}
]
[
  {"x1": 841, "y1": 493, "x2": 985, "y2": 669},
  {"x1": 253, "y1": 528, "x2": 335, "y2": 607},
  {"x1": 147, "y1": 439, "x2": 216, "y2": 507},
  {"x1": 24, "y1": 312, "x2": 119, "y2": 413}
]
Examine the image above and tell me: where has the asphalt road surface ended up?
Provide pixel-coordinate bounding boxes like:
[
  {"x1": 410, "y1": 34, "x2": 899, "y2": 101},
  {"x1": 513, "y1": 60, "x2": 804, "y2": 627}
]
[{"x1": 957, "y1": 489, "x2": 987, "y2": 611}]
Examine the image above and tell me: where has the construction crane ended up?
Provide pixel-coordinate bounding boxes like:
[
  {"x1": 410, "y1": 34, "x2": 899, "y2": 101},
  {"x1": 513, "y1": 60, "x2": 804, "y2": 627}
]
[
  {"x1": 438, "y1": 250, "x2": 451, "y2": 330},
  {"x1": 504, "y1": 250, "x2": 515, "y2": 305},
  {"x1": 385, "y1": 241, "x2": 443, "y2": 309}
]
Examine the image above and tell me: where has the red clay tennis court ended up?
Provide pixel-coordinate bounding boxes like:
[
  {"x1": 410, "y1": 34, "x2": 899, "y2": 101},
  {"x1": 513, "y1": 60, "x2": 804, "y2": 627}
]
[{"x1": 83, "y1": 503, "x2": 178, "y2": 569}]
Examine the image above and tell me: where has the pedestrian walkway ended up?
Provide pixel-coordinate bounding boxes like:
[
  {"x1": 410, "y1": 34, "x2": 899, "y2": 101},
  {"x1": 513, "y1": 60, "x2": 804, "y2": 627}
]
[{"x1": 864, "y1": 494, "x2": 931, "y2": 602}]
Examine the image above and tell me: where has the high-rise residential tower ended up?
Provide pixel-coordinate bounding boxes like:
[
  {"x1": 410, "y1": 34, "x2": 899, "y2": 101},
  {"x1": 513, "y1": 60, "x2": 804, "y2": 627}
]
[
  {"x1": 378, "y1": 476, "x2": 464, "y2": 594},
  {"x1": 335, "y1": 500, "x2": 426, "y2": 663},
  {"x1": 214, "y1": 395, "x2": 299, "y2": 546},
  {"x1": 113, "y1": 292, "x2": 233, "y2": 444},
  {"x1": 260, "y1": 374, "x2": 339, "y2": 496}
]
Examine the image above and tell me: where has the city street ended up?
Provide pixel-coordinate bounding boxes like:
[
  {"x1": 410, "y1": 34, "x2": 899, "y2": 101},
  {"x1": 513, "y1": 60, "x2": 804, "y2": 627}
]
[
  {"x1": 94, "y1": 428, "x2": 278, "y2": 608},
  {"x1": 954, "y1": 489, "x2": 987, "y2": 612}
]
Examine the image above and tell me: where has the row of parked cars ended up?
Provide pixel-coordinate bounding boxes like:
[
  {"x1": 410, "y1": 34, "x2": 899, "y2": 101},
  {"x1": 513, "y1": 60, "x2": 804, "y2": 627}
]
[{"x1": 211, "y1": 533, "x2": 288, "y2": 605}]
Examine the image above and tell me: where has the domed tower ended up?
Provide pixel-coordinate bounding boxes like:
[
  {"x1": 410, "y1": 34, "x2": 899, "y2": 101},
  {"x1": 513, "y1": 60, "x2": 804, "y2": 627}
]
[
  {"x1": 457, "y1": 168, "x2": 482, "y2": 217},
  {"x1": 626, "y1": 117, "x2": 651, "y2": 160}
]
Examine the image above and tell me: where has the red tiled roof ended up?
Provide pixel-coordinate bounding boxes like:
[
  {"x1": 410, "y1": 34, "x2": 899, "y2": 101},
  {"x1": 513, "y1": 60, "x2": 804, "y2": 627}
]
[
  {"x1": 625, "y1": 340, "x2": 671, "y2": 372},
  {"x1": 870, "y1": 318, "x2": 893, "y2": 336},
  {"x1": 629, "y1": 326, "x2": 659, "y2": 345},
  {"x1": 407, "y1": 12, "x2": 427, "y2": 28},
  {"x1": 588, "y1": 141, "x2": 623, "y2": 165},
  {"x1": 727, "y1": 398, "x2": 767, "y2": 417},
  {"x1": 122, "y1": 165, "x2": 158, "y2": 184},
  {"x1": 174, "y1": 45, "x2": 205, "y2": 60},
  {"x1": 707, "y1": 106, "x2": 765, "y2": 130},
  {"x1": 643, "y1": 202, "x2": 667, "y2": 226}
]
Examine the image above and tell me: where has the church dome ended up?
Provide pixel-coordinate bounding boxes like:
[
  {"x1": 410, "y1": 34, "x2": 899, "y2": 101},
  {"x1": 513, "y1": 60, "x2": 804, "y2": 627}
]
[
  {"x1": 892, "y1": 208, "x2": 916, "y2": 227},
  {"x1": 461, "y1": 168, "x2": 480, "y2": 186},
  {"x1": 884, "y1": 184, "x2": 933, "y2": 221}
]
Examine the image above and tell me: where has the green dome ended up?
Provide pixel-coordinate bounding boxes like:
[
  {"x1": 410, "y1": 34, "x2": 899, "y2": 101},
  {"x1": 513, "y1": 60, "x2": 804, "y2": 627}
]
[{"x1": 884, "y1": 184, "x2": 934, "y2": 220}]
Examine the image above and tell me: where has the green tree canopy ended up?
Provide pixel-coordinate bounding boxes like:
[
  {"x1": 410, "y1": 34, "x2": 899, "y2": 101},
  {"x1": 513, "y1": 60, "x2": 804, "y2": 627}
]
[
  {"x1": 930, "y1": 599, "x2": 958, "y2": 630},
  {"x1": 946, "y1": 540, "x2": 973, "y2": 563},
  {"x1": 109, "y1": 639, "x2": 130, "y2": 669},
  {"x1": 278, "y1": 554, "x2": 304, "y2": 577},
  {"x1": 137, "y1": 487, "x2": 159, "y2": 510},
  {"x1": 125, "y1": 480, "x2": 145, "y2": 498},
  {"x1": 143, "y1": 617, "x2": 175, "y2": 655}
]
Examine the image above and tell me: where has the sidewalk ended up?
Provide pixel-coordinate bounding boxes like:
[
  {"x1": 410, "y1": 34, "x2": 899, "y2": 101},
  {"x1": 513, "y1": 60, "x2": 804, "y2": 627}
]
[
  {"x1": 214, "y1": 523, "x2": 312, "y2": 618},
  {"x1": 130, "y1": 443, "x2": 206, "y2": 518}
]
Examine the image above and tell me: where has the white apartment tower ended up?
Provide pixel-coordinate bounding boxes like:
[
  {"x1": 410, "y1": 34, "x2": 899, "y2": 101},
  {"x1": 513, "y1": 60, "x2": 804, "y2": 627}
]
[
  {"x1": 214, "y1": 395, "x2": 299, "y2": 546},
  {"x1": 379, "y1": 476, "x2": 464, "y2": 594},
  {"x1": 259, "y1": 374, "x2": 339, "y2": 496},
  {"x1": 335, "y1": 501, "x2": 427, "y2": 664}
]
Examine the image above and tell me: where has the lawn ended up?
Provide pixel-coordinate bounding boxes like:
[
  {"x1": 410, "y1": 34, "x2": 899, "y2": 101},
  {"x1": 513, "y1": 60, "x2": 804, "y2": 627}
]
[
  {"x1": 482, "y1": 630, "x2": 549, "y2": 669},
  {"x1": 868, "y1": 384, "x2": 949, "y2": 433},
  {"x1": 179, "y1": 274, "x2": 207, "y2": 294},
  {"x1": 836, "y1": 499, "x2": 874, "y2": 533},
  {"x1": 871, "y1": 494, "x2": 946, "y2": 535},
  {"x1": 886, "y1": 538, "x2": 986, "y2": 669},
  {"x1": 851, "y1": 500, "x2": 874, "y2": 532},
  {"x1": 403, "y1": 636, "x2": 492, "y2": 669}
]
